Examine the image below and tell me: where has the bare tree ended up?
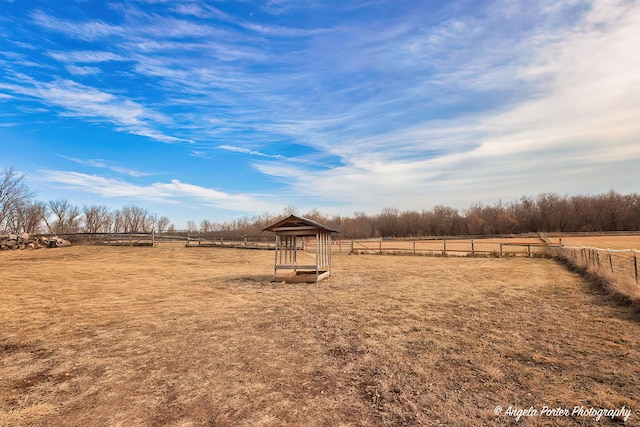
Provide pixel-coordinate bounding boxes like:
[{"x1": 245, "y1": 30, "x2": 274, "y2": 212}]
[
  {"x1": 339, "y1": 211, "x2": 373, "y2": 238},
  {"x1": 186, "y1": 220, "x2": 197, "y2": 233},
  {"x1": 376, "y1": 207, "x2": 399, "y2": 237},
  {"x1": 5, "y1": 200, "x2": 46, "y2": 234},
  {"x1": 0, "y1": 167, "x2": 34, "y2": 232},
  {"x1": 112, "y1": 210, "x2": 124, "y2": 233},
  {"x1": 200, "y1": 219, "x2": 215, "y2": 233},
  {"x1": 621, "y1": 193, "x2": 640, "y2": 230},
  {"x1": 283, "y1": 205, "x2": 298, "y2": 216},
  {"x1": 46, "y1": 199, "x2": 82, "y2": 234},
  {"x1": 432, "y1": 205, "x2": 460, "y2": 236},
  {"x1": 510, "y1": 196, "x2": 539, "y2": 233},
  {"x1": 120, "y1": 205, "x2": 155, "y2": 232},
  {"x1": 304, "y1": 208, "x2": 326, "y2": 222},
  {"x1": 156, "y1": 216, "x2": 170, "y2": 233},
  {"x1": 83, "y1": 205, "x2": 112, "y2": 233},
  {"x1": 24, "y1": 201, "x2": 46, "y2": 233}
]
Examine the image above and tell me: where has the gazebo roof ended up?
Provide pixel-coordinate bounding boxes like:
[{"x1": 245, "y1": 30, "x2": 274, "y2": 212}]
[{"x1": 263, "y1": 215, "x2": 339, "y2": 235}]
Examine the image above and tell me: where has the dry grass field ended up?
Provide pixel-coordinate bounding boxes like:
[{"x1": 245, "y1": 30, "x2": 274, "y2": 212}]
[
  {"x1": 560, "y1": 235, "x2": 640, "y2": 251},
  {"x1": 2, "y1": 245, "x2": 640, "y2": 426}
]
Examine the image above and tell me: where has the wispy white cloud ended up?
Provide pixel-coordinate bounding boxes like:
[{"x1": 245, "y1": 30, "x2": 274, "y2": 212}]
[
  {"x1": 0, "y1": 77, "x2": 183, "y2": 143},
  {"x1": 30, "y1": 9, "x2": 124, "y2": 41},
  {"x1": 261, "y1": 0, "x2": 324, "y2": 16},
  {"x1": 66, "y1": 65, "x2": 102, "y2": 75},
  {"x1": 167, "y1": 0, "x2": 330, "y2": 36},
  {"x1": 217, "y1": 144, "x2": 330, "y2": 168},
  {"x1": 240, "y1": 22, "x2": 331, "y2": 37},
  {"x1": 38, "y1": 170, "x2": 279, "y2": 213},
  {"x1": 170, "y1": 3, "x2": 224, "y2": 19},
  {"x1": 252, "y1": 0, "x2": 640, "y2": 211},
  {"x1": 218, "y1": 144, "x2": 286, "y2": 160},
  {"x1": 58, "y1": 155, "x2": 154, "y2": 177},
  {"x1": 11, "y1": 3, "x2": 328, "y2": 149},
  {"x1": 47, "y1": 50, "x2": 127, "y2": 63},
  {"x1": 189, "y1": 150, "x2": 209, "y2": 159}
]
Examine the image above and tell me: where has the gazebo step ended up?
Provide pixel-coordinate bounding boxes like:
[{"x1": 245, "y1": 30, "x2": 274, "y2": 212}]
[
  {"x1": 274, "y1": 264, "x2": 318, "y2": 269},
  {"x1": 274, "y1": 270, "x2": 331, "y2": 283}
]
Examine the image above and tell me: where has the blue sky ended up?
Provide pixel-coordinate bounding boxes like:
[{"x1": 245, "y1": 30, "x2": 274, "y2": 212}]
[{"x1": 1, "y1": 0, "x2": 639, "y2": 228}]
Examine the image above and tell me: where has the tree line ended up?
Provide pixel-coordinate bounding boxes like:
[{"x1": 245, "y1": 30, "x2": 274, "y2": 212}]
[
  {"x1": 190, "y1": 191, "x2": 640, "y2": 240},
  {"x1": 2, "y1": 167, "x2": 639, "y2": 238},
  {"x1": 327, "y1": 191, "x2": 640, "y2": 238}
]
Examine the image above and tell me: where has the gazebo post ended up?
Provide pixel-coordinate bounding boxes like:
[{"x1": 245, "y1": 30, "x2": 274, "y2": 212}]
[
  {"x1": 328, "y1": 232, "x2": 332, "y2": 276},
  {"x1": 315, "y1": 231, "x2": 320, "y2": 282},
  {"x1": 274, "y1": 234, "x2": 278, "y2": 280},
  {"x1": 293, "y1": 236, "x2": 297, "y2": 274}
]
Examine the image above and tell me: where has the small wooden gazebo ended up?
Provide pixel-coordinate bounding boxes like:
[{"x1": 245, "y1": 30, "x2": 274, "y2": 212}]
[{"x1": 263, "y1": 215, "x2": 339, "y2": 283}]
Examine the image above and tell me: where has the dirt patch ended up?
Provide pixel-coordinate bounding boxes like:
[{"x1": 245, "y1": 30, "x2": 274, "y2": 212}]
[{"x1": 1, "y1": 245, "x2": 639, "y2": 425}]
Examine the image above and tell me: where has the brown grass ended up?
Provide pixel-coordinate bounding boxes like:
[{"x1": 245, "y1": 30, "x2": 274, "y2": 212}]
[
  {"x1": 560, "y1": 235, "x2": 640, "y2": 251},
  {"x1": 2, "y1": 245, "x2": 640, "y2": 426}
]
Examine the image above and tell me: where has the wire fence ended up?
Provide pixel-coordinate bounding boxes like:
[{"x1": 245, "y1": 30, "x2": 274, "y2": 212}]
[
  {"x1": 335, "y1": 237, "x2": 554, "y2": 257},
  {"x1": 552, "y1": 245, "x2": 639, "y2": 285}
]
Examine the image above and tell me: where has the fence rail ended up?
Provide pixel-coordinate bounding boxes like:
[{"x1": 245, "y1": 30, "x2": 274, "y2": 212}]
[
  {"x1": 180, "y1": 236, "x2": 557, "y2": 257},
  {"x1": 185, "y1": 235, "x2": 275, "y2": 249},
  {"x1": 340, "y1": 238, "x2": 555, "y2": 257},
  {"x1": 54, "y1": 232, "x2": 156, "y2": 246}
]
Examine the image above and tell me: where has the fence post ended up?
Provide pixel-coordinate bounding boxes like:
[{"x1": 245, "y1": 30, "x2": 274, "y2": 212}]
[
  {"x1": 350, "y1": 239, "x2": 354, "y2": 253},
  {"x1": 471, "y1": 239, "x2": 475, "y2": 256},
  {"x1": 443, "y1": 239, "x2": 447, "y2": 256},
  {"x1": 499, "y1": 243, "x2": 503, "y2": 257},
  {"x1": 379, "y1": 238, "x2": 382, "y2": 255},
  {"x1": 413, "y1": 241, "x2": 416, "y2": 254},
  {"x1": 635, "y1": 251, "x2": 638, "y2": 284},
  {"x1": 152, "y1": 230, "x2": 155, "y2": 246},
  {"x1": 607, "y1": 249, "x2": 614, "y2": 273},
  {"x1": 527, "y1": 244, "x2": 531, "y2": 258}
]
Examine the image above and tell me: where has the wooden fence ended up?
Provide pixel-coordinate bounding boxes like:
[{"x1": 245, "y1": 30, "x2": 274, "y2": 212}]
[
  {"x1": 54, "y1": 232, "x2": 156, "y2": 246},
  {"x1": 338, "y1": 238, "x2": 554, "y2": 257},
  {"x1": 184, "y1": 235, "x2": 275, "y2": 249},
  {"x1": 181, "y1": 235, "x2": 556, "y2": 258}
]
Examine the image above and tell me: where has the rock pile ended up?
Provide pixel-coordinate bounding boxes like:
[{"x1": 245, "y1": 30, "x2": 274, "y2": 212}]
[{"x1": 0, "y1": 233, "x2": 71, "y2": 250}]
